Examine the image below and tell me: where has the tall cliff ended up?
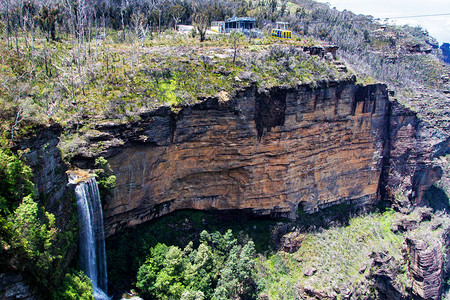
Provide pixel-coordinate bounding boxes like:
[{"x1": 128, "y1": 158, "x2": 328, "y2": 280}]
[{"x1": 69, "y1": 79, "x2": 449, "y2": 237}]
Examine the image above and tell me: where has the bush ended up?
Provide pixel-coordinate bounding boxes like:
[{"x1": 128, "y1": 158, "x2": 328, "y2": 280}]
[
  {"x1": 0, "y1": 149, "x2": 77, "y2": 296},
  {"x1": 54, "y1": 271, "x2": 94, "y2": 300},
  {"x1": 94, "y1": 156, "x2": 117, "y2": 198},
  {"x1": 0, "y1": 149, "x2": 34, "y2": 215},
  {"x1": 9, "y1": 195, "x2": 59, "y2": 290}
]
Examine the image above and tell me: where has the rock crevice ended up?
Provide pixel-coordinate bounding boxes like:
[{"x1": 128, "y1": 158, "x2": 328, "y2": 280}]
[{"x1": 67, "y1": 80, "x2": 449, "y2": 237}]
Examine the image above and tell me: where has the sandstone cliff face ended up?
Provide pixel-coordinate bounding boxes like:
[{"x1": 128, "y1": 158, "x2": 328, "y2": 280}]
[
  {"x1": 101, "y1": 81, "x2": 389, "y2": 236},
  {"x1": 68, "y1": 80, "x2": 448, "y2": 237},
  {"x1": 17, "y1": 124, "x2": 75, "y2": 227},
  {"x1": 407, "y1": 237, "x2": 444, "y2": 300},
  {"x1": 71, "y1": 81, "x2": 380, "y2": 235},
  {"x1": 381, "y1": 102, "x2": 450, "y2": 213}
]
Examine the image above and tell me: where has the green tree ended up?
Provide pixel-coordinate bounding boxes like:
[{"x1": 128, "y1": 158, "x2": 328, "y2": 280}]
[
  {"x1": 9, "y1": 195, "x2": 59, "y2": 289},
  {"x1": 185, "y1": 243, "x2": 216, "y2": 298},
  {"x1": 54, "y1": 271, "x2": 94, "y2": 300},
  {"x1": 0, "y1": 149, "x2": 34, "y2": 215},
  {"x1": 136, "y1": 243, "x2": 169, "y2": 298},
  {"x1": 213, "y1": 241, "x2": 256, "y2": 300},
  {"x1": 136, "y1": 231, "x2": 257, "y2": 300},
  {"x1": 94, "y1": 156, "x2": 116, "y2": 198},
  {"x1": 155, "y1": 246, "x2": 186, "y2": 299}
]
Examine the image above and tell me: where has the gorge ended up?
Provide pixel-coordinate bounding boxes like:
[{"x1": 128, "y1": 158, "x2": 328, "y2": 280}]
[{"x1": 9, "y1": 76, "x2": 448, "y2": 299}]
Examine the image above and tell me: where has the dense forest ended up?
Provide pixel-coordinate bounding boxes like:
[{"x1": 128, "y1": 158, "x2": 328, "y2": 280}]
[{"x1": 1, "y1": 0, "x2": 450, "y2": 299}]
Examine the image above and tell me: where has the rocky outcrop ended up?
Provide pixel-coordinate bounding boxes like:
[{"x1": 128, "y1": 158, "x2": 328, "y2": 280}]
[
  {"x1": 0, "y1": 273, "x2": 35, "y2": 300},
  {"x1": 68, "y1": 80, "x2": 449, "y2": 237},
  {"x1": 406, "y1": 237, "x2": 444, "y2": 300},
  {"x1": 16, "y1": 124, "x2": 75, "y2": 225},
  {"x1": 370, "y1": 251, "x2": 408, "y2": 300},
  {"x1": 380, "y1": 102, "x2": 449, "y2": 213},
  {"x1": 280, "y1": 232, "x2": 306, "y2": 253},
  {"x1": 84, "y1": 81, "x2": 392, "y2": 236}
]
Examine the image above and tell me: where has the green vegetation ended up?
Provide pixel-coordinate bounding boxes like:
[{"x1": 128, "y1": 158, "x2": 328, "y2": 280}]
[
  {"x1": 9, "y1": 195, "x2": 59, "y2": 287},
  {"x1": 54, "y1": 271, "x2": 95, "y2": 300},
  {"x1": 106, "y1": 209, "x2": 279, "y2": 293},
  {"x1": 0, "y1": 147, "x2": 82, "y2": 298},
  {"x1": 0, "y1": 148, "x2": 34, "y2": 215},
  {"x1": 94, "y1": 156, "x2": 117, "y2": 199},
  {"x1": 257, "y1": 210, "x2": 407, "y2": 299},
  {"x1": 125, "y1": 207, "x2": 450, "y2": 299},
  {"x1": 136, "y1": 230, "x2": 257, "y2": 300}
]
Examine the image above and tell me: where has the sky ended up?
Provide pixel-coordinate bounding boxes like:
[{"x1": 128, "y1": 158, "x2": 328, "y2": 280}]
[{"x1": 315, "y1": 0, "x2": 450, "y2": 43}]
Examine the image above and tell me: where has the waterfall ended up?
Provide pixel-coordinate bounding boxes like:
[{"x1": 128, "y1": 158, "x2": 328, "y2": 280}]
[{"x1": 74, "y1": 177, "x2": 110, "y2": 300}]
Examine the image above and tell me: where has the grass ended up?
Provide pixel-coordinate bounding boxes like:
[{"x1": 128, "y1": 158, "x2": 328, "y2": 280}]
[
  {"x1": 0, "y1": 29, "x2": 350, "y2": 146},
  {"x1": 257, "y1": 209, "x2": 406, "y2": 299}
]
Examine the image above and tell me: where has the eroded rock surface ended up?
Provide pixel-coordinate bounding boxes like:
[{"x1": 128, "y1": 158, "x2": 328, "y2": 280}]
[
  {"x1": 406, "y1": 237, "x2": 444, "y2": 300},
  {"x1": 94, "y1": 81, "x2": 390, "y2": 236},
  {"x1": 0, "y1": 273, "x2": 35, "y2": 300},
  {"x1": 68, "y1": 80, "x2": 449, "y2": 237}
]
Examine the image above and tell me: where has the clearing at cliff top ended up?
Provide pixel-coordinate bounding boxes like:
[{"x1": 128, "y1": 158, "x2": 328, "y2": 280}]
[{"x1": 0, "y1": 33, "x2": 351, "y2": 143}]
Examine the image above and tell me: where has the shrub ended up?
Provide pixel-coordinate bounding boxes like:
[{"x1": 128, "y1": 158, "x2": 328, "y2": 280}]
[
  {"x1": 54, "y1": 271, "x2": 94, "y2": 300},
  {"x1": 9, "y1": 195, "x2": 59, "y2": 290},
  {"x1": 94, "y1": 156, "x2": 117, "y2": 198},
  {"x1": 0, "y1": 149, "x2": 34, "y2": 215}
]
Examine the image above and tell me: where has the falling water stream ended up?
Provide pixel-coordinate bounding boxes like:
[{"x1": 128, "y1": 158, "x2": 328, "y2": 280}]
[{"x1": 74, "y1": 177, "x2": 110, "y2": 300}]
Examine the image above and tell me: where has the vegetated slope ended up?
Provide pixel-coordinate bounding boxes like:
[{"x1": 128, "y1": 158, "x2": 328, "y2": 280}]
[
  {"x1": 0, "y1": 34, "x2": 346, "y2": 148},
  {"x1": 258, "y1": 205, "x2": 450, "y2": 299},
  {"x1": 283, "y1": 0, "x2": 450, "y2": 133}
]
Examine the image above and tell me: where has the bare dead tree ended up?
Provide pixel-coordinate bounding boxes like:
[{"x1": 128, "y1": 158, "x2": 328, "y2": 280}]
[
  {"x1": 11, "y1": 106, "x2": 24, "y2": 142},
  {"x1": 193, "y1": 11, "x2": 208, "y2": 42},
  {"x1": 170, "y1": 4, "x2": 185, "y2": 30}
]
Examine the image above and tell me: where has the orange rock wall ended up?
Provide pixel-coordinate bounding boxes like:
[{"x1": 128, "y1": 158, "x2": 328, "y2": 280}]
[{"x1": 102, "y1": 82, "x2": 390, "y2": 236}]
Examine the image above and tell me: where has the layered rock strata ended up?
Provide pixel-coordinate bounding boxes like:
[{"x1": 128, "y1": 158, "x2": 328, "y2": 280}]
[
  {"x1": 380, "y1": 102, "x2": 450, "y2": 213},
  {"x1": 407, "y1": 237, "x2": 444, "y2": 300},
  {"x1": 97, "y1": 81, "x2": 389, "y2": 236},
  {"x1": 68, "y1": 80, "x2": 448, "y2": 237}
]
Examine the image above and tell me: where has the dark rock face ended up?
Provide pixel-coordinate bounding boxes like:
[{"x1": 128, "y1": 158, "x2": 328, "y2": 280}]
[
  {"x1": 254, "y1": 87, "x2": 287, "y2": 140},
  {"x1": 66, "y1": 80, "x2": 449, "y2": 237},
  {"x1": 380, "y1": 102, "x2": 449, "y2": 212},
  {"x1": 370, "y1": 252, "x2": 408, "y2": 300},
  {"x1": 17, "y1": 124, "x2": 75, "y2": 228},
  {"x1": 441, "y1": 43, "x2": 450, "y2": 64},
  {"x1": 0, "y1": 273, "x2": 35, "y2": 300}
]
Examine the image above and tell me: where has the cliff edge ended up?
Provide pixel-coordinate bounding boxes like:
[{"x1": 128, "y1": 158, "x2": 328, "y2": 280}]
[{"x1": 68, "y1": 79, "x2": 449, "y2": 237}]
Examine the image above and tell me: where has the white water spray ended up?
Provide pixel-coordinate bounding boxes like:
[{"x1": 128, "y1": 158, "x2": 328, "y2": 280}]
[{"x1": 74, "y1": 177, "x2": 110, "y2": 300}]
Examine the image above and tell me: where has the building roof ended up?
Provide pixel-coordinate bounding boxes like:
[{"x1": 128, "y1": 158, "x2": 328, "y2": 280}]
[{"x1": 226, "y1": 16, "x2": 255, "y2": 23}]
